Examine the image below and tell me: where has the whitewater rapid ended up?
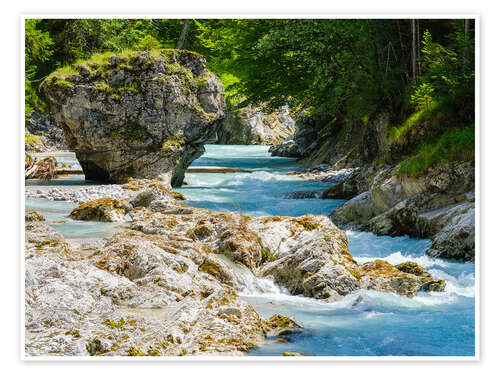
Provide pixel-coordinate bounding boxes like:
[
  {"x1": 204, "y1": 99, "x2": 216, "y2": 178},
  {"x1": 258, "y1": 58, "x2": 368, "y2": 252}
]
[{"x1": 178, "y1": 145, "x2": 476, "y2": 357}]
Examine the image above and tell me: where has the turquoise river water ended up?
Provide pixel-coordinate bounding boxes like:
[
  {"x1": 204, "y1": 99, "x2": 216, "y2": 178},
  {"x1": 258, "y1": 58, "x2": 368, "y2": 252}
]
[{"x1": 25, "y1": 145, "x2": 475, "y2": 357}]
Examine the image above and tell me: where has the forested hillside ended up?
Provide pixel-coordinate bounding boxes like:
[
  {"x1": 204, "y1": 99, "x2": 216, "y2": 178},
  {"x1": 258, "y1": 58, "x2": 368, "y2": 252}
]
[{"x1": 26, "y1": 18, "x2": 475, "y2": 174}]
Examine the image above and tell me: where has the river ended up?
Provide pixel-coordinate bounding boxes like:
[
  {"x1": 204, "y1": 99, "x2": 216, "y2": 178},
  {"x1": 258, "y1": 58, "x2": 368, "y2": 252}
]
[{"x1": 25, "y1": 145, "x2": 475, "y2": 357}]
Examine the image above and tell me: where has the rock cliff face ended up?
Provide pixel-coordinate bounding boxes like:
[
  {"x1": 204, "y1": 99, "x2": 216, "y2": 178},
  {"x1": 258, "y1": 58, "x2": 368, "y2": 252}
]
[
  {"x1": 330, "y1": 162, "x2": 475, "y2": 261},
  {"x1": 25, "y1": 112, "x2": 68, "y2": 151},
  {"x1": 273, "y1": 109, "x2": 475, "y2": 262},
  {"x1": 42, "y1": 50, "x2": 225, "y2": 186},
  {"x1": 270, "y1": 111, "x2": 389, "y2": 168},
  {"x1": 269, "y1": 113, "x2": 319, "y2": 158},
  {"x1": 217, "y1": 106, "x2": 295, "y2": 145}
]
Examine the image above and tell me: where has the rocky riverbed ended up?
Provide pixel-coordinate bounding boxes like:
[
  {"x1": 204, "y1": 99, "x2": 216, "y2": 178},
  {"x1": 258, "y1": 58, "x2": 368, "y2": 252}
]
[{"x1": 25, "y1": 174, "x2": 448, "y2": 356}]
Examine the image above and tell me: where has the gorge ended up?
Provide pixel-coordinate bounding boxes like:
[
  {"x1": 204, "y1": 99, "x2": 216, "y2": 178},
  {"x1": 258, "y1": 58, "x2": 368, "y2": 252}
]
[{"x1": 24, "y1": 18, "x2": 476, "y2": 358}]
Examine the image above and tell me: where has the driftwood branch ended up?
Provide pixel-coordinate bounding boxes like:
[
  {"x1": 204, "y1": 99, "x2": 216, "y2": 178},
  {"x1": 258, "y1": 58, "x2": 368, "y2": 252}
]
[{"x1": 25, "y1": 155, "x2": 58, "y2": 180}]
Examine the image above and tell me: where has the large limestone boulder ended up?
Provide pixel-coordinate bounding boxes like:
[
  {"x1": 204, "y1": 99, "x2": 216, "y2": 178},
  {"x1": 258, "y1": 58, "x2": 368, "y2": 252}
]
[
  {"x1": 42, "y1": 50, "x2": 225, "y2": 186},
  {"x1": 248, "y1": 215, "x2": 361, "y2": 301}
]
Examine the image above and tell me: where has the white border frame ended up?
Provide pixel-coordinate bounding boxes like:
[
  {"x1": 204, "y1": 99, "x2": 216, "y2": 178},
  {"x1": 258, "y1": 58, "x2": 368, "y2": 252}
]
[{"x1": 19, "y1": 14, "x2": 481, "y2": 362}]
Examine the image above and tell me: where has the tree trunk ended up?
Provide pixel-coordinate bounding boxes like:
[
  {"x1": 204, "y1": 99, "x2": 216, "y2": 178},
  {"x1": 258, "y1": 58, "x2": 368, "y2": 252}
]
[
  {"x1": 411, "y1": 19, "x2": 417, "y2": 84},
  {"x1": 464, "y1": 19, "x2": 470, "y2": 68},
  {"x1": 416, "y1": 19, "x2": 421, "y2": 75},
  {"x1": 176, "y1": 20, "x2": 191, "y2": 50}
]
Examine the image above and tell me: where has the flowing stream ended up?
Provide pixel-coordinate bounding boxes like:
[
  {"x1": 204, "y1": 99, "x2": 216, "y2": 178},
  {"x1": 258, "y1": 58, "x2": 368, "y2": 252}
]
[{"x1": 25, "y1": 145, "x2": 475, "y2": 356}]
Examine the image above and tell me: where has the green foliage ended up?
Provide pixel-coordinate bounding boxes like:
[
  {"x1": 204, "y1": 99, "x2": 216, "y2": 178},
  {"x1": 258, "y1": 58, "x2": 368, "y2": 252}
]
[
  {"x1": 25, "y1": 19, "x2": 188, "y2": 116},
  {"x1": 26, "y1": 18, "x2": 475, "y2": 173},
  {"x1": 261, "y1": 247, "x2": 277, "y2": 263},
  {"x1": 195, "y1": 19, "x2": 412, "y2": 118},
  {"x1": 417, "y1": 28, "x2": 474, "y2": 122},
  {"x1": 388, "y1": 101, "x2": 439, "y2": 140},
  {"x1": 398, "y1": 125, "x2": 475, "y2": 176},
  {"x1": 25, "y1": 19, "x2": 53, "y2": 117},
  {"x1": 25, "y1": 133, "x2": 41, "y2": 147},
  {"x1": 411, "y1": 83, "x2": 434, "y2": 111},
  {"x1": 103, "y1": 318, "x2": 125, "y2": 330},
  {"x1": 137, "y1": 35, "x2": 163, "y2": 51},
  {"x1": 393, "y1": 23, "x2": 475, "y2": 173}
]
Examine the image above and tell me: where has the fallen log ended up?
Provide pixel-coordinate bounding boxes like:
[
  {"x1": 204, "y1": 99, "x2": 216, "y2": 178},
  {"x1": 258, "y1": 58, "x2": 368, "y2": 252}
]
[
  {"x1": 186, "y1": 166, "x2": 253, "y2": 173},
  {"x1": 55, "y1": 169, "x2": 84, "y2": 175},
  {"x1": 54, "y1": 166, "x2": 253, "y2": 175},
  {"x1": 30, "y1": 166, "x2": 254, "y2": 179}
]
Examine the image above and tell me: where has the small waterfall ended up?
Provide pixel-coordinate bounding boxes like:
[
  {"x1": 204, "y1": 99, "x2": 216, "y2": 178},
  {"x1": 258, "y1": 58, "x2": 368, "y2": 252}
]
[{"x1": 216, "y1": 254, "x2": 286, "y2": 295}]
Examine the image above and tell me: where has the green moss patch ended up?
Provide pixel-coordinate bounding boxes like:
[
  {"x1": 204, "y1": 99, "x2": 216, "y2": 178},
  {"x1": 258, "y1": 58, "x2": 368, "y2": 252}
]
[{"x1": 398, "y1": 125, "x2": 474, "y2": 176}]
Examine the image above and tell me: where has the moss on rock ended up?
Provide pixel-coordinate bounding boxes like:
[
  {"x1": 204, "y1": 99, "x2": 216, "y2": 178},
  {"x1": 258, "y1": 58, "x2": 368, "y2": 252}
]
[
  {"x1": 25, "y1": 211, "x2": 45, "y2": 222},
  {"x1": 396, "y1": 261, "x2": 426, "y2": 276},
  {"x1": 70, "y1": 198, "x2": 130, "y2": 222},
  {"x1": 41, "y1": 50, "x2": 225, "y2": 186}
]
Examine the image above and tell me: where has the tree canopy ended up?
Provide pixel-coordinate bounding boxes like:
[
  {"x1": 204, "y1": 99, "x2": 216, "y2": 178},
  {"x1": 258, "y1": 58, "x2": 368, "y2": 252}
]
[{"x1": 25, "y1": 18, "x2": 475, "y2": 130}]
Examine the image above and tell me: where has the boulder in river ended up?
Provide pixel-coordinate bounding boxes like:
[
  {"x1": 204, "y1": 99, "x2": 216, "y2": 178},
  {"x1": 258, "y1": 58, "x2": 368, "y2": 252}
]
[
  {"x1": 359, "y1": 259, "x2": 444, "y2": 297},
  {"x1": 265, "y1": 314, "x2": 302, "y2": 337},
  {"x1": 25, "y1": 211, "x2": 45, "y2": 222},
  {"x1": 70, "y1": 198, "x2": 131, "y2": 222},
  {"x1": 42, "y1": 50, "x2": 225, "y2": 186}
]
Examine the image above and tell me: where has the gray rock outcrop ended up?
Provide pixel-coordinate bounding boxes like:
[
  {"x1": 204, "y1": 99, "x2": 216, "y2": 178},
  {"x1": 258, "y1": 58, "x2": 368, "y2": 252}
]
[
  {"x1": 330, "y1": 162, "x2": 475, "y2": 261},
  {"x1": 42, "y1": 50, "x2": 225, "y2": 186},
  {"x1": 25, "y1": 112, "x2": 68, "y2": 151},
  {"x1": 270, "y1": 112, "x2": 389, "y2": 168},
  {"x1": 218, "y1": 105, "x2": 295, "y2": 145},
  {"x1": 269, "y1": 113, "x2": 318, "y2": 158}
]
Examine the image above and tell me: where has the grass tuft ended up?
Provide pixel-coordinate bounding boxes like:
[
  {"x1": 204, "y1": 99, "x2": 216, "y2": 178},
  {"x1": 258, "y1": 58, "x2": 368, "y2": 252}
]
[{"x1": 398, "y1": 125, "x2": 475, "y2": 176}]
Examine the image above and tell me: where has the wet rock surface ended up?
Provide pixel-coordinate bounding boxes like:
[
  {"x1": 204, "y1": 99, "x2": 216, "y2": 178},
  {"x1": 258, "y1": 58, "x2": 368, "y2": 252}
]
[{"x1": 359, "y1": 260, "x2": 442, "y2": 297}]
